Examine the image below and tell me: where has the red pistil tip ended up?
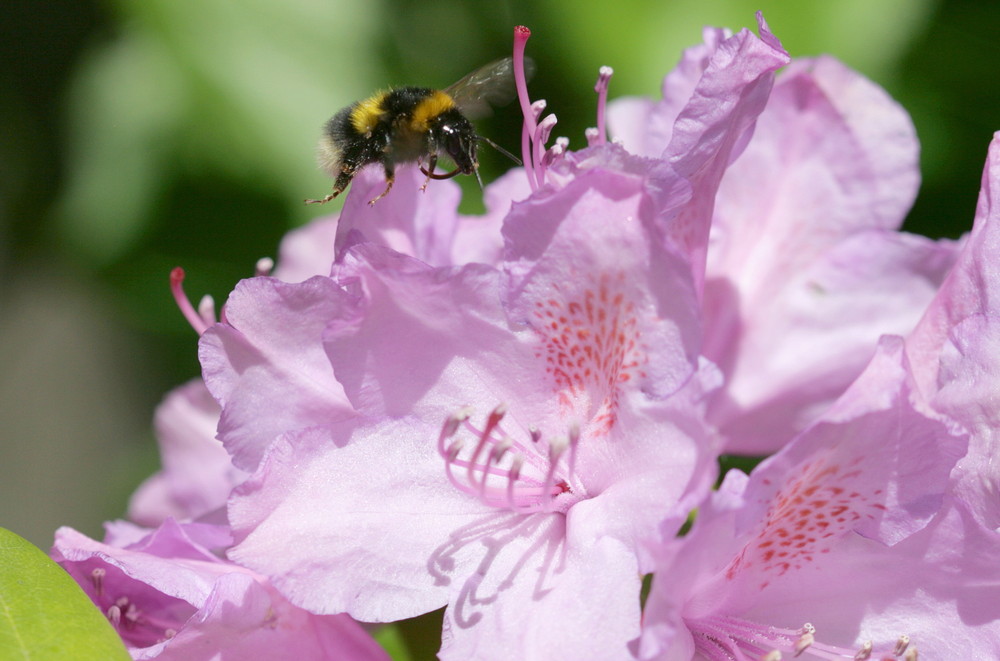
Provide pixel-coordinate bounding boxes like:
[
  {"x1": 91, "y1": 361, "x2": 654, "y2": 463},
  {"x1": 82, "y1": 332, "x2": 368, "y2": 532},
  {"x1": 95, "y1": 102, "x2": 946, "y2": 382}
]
[{"x1": 513, "y1": 24, "x2": 538, "y2": 190}]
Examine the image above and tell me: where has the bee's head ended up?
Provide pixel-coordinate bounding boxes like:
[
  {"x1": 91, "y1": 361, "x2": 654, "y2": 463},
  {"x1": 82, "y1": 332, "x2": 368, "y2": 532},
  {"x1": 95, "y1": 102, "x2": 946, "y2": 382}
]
[{"x1": 436, "y1": 112, "x2": 479, "y2": 175}]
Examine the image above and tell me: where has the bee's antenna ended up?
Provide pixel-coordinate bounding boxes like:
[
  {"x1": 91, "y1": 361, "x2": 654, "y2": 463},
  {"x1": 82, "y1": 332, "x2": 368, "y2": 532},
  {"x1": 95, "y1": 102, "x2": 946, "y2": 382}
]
[
  {"x1": 474, "y1": 165, "x2": 484, "y2": 191},
  {"x1": 478, "y1": 136, "x2": 522, "y2": 166}
]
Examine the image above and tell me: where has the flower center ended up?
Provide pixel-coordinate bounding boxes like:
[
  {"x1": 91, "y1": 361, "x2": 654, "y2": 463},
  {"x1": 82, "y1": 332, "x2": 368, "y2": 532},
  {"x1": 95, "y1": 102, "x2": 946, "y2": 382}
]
[
  {"x1": 89, "y1": 566, "x2": 196, "y2": 649},
  {"x1": 688, "y1": 615, "x2": 917, "y2": 661},
  {"x1": 438, "y1": 404, "x2": 582, "y2": 513},
  {"x1": 725, "y1": 454, "x2": 889, "y2": 590},
  {"x1": 529, "y1": 269, "x2": 646, "y2": 433}
]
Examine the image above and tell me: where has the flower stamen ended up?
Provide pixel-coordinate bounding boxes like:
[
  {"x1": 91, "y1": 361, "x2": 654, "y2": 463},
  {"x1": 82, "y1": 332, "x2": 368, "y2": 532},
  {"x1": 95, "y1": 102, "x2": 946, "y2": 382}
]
[
  {"x1": 255, "y1": 257, "x2": 274, "y2": 276},
  {"x1": 590, "y1": 66, "x2": 614, "y2": 146},
  {"x1": 170, "y1": 267, "x2": 215, "y2": 335},
  {"x1": 438, "y1": 406, "x2": 580, "y2": 512},
  {"x1": 90, "y1": 568, "x2": 105, "y2": 596},
  {"x1": 687, "y1": 615, "x2": 912, "y2": 661}
]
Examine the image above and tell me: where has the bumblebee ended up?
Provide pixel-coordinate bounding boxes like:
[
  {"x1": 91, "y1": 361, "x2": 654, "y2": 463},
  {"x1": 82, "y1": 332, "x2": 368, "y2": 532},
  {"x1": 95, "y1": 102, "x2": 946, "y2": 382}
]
[{"x1": 306, "y1": 57, "x2": 524, "y2": 206}]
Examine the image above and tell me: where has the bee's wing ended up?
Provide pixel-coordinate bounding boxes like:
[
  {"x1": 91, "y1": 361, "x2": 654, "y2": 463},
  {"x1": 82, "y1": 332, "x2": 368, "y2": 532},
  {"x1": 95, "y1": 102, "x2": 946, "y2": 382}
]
[{"x1": 444, "y1": 56, "x2": 535, "y2": 120}]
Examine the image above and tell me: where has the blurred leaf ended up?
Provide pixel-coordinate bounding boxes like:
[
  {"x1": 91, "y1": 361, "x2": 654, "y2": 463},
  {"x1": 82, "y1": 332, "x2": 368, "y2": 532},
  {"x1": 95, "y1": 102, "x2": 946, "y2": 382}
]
[
  {"x1": 56, "y1": 0, "x2": 385, "y2": 265},
  {"x1": 0, "y1": 527, "x2": 130, "y2": 661},
  {"x1": 539, "y1": 0, "x2": 937, "y2": 97},
  {"x1": 374, "y1": 623, "x2": 412, "y2": 661},
  {"x1": 55, "y1": 31, "x2": 186, "y2": 263}
]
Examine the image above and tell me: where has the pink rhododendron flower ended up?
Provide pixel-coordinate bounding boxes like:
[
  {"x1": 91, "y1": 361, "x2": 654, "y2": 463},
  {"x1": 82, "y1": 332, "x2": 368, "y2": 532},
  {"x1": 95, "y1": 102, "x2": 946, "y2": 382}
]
[
  {"x1": 170, "y1": 219, "x2": 361, "y2": 474},
  {"x1": 638, "y1": 337, "x2": 1000, "y2": 660},
  {"x1": 224, "y1": 173, "x2": 715, "y2": 660},
  {"x1": 907, "y1": 133, "x2": 1000, "y2": 531},
  {"x1": 202, "y1": 19, "x2": 789, "y2": 660},
  {"x1": 103, "y1": 11, "x2": 1000, "y2": 661},
  {"x1": 52, "y1": 519, "x2": 388, "y2": 661},
  {"x1": 135, "y1": 215, "x2": 355, "y2": 521},
  {"x1": 198, "y1": 273, "x2": 357, "y2": 471},
  {"x1": 610, "y1": 36, "x2": 959, "y2": 456}
]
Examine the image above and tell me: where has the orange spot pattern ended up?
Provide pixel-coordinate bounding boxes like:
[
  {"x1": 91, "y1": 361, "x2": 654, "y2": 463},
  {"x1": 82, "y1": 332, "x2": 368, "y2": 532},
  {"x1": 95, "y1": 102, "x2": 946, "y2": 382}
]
[
  {"x1": 531, "y1": 271, "x2": 647, "y2": 434},
  {"x1": 726, "y1": 454, "x2": 884, "y2": 589}
]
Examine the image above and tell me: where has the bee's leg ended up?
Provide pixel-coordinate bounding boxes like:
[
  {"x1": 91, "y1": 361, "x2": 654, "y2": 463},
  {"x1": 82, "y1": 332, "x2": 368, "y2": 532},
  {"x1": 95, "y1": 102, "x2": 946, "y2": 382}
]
[
  {"x1": 420, "y1": 154, "x2": 438, "y2": 192},
  {"x1": 369, "y1": 159, "x2": 395, "y2": 205},
  {"x1": 305, "y1": 165, "x2": 355, "y2": 205}
]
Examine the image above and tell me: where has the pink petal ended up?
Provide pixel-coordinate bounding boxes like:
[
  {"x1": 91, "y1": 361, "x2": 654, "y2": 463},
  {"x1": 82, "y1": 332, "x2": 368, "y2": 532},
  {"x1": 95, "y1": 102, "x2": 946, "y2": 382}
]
[
  {"x1": 325, "y1": 245, "x2": 547, "y2": 421},
  {"x1": 228, "y1": 423, "x2": 495, "y2": 622},
  {"x1": 503, "y1": 163, "x2": 701, "y2": 404},
  {"x1": 703, "y1": 55, "x2": 955, "y2": 453},
  {"x1": 128, "y1": 379, "x2": 242, "y2": 526},
  {"x1": 199, "y1": 276, "x2": 356, "y2": 471},
  {"x1": 909, "y1": 132, "x2": 1000, "y2": 530},
  {"x1": 709, "y1": 230, "x2": 957, "y2": 454},
  {"x1": 271, "y1": 215, "x2": 339, "y2": 282},
  {"x1": 607, "y1": 26, "x2": 732, "y2": 157},
  {"x1": 452, "y1": 167, "x2": 533, "y2": 267},
  {"x1": 660, "y1": 14, "x2": 790, "y2": 285},
  {"x1": 439, "y1": 529, "x2": 642, "y2": 661},
  {"x1": 333, "y1": 165, "x2": 463, "y2": 267}
]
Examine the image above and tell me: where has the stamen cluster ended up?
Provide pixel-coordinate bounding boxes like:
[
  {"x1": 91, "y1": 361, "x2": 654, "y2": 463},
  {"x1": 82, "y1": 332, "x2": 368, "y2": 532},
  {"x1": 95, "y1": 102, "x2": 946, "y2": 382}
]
[
  {"x1": 438, "y1": 405, "x2": 581, "y2": 513},
  {"x1": 689, "y1": 616, "x2": 917, "y2": 661}
]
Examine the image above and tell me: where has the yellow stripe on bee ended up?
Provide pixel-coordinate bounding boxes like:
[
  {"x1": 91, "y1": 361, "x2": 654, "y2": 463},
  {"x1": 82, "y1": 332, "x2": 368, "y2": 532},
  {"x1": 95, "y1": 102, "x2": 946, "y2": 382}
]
[
  {"x1": 350, "y1": 91, "x2": 389, "y2": 135},
  {"x1": 410, "y1": 90, "x2": 455, "y2": 132}
]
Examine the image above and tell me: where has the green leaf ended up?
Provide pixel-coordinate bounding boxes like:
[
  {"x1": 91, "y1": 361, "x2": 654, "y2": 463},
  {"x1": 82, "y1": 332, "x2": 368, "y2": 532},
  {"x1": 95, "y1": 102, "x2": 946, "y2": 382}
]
[
  {"x1": 0, "y1": 527, "x2": 131, "y2": 661},
  {"x1": 373, "y1": 623, "x2": 412, "y2": 661}
]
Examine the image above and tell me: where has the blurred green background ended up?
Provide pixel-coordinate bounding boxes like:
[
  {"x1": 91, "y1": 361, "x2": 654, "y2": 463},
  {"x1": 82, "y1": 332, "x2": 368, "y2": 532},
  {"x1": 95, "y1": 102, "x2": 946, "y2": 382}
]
[{"x1": 1, "y1": 0, "x2": 997, "y2": 556}]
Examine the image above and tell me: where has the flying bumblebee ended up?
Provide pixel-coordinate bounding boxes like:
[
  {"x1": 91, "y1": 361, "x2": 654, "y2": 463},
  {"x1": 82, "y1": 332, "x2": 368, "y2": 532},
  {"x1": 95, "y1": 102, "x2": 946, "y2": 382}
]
[{"x1": 306, "y1": 57, "x2": 527, "y2": 206}]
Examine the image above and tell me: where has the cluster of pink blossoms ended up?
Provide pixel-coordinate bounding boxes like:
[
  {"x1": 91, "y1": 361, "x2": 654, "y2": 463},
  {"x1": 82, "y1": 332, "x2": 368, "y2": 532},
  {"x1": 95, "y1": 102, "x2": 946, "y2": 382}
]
[{"x1": 53, "y1": 14, "x2": 1000, "y2": 660}]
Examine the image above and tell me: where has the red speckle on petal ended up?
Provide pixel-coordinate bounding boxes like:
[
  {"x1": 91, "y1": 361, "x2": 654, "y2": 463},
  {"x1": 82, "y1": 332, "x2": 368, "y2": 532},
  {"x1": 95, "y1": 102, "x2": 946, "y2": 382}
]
[
  {"x1": 530, "y1": 271, "x2": 647, "y2": 434},
  {"x1": 724, "y1": 454, "x2": 889, "y2": 587}
]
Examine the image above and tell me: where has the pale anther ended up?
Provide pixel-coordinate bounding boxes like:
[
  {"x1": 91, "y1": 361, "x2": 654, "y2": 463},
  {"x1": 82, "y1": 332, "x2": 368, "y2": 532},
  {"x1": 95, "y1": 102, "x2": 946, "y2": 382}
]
[
  {"x1": 854, "y1": 640, "x2": 873, "y2": 660},
  {"x1": 197, "y1": 295, "x2": 216, "y2": 326},
  {"x1": 548, "y1": 434, "x2": 569, "y2": 461},
  {"x1": 893, "y1": 635, "x2": 910, "y2": 655},
  {"x1": 568, "y1": 420, "x2": 581, "y2": 445},
  {"x1": 509, "y1": 455, "x2": 523, "y2": 480},
  {"x1": 487, "y1": 403, "x2": 508, "y2": 425},
  {"x1": 490, "y1": 438, "x2": 513, "y2": 463},
  {"x1": 90, "y1": 568, "x2": 105, "y2": 596},
  {"x1": 760, "y1": 651, "x2": 782, "y2": 661},
  {"x1": 440, "y1": 417, "x2": 463, "y2": 441},
  {"x1": 255, "y1": 257, "x2": 274, "y2": 276},
  {"x1": 793, "y1": 631, "x2": 814, "y2": 656}
]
